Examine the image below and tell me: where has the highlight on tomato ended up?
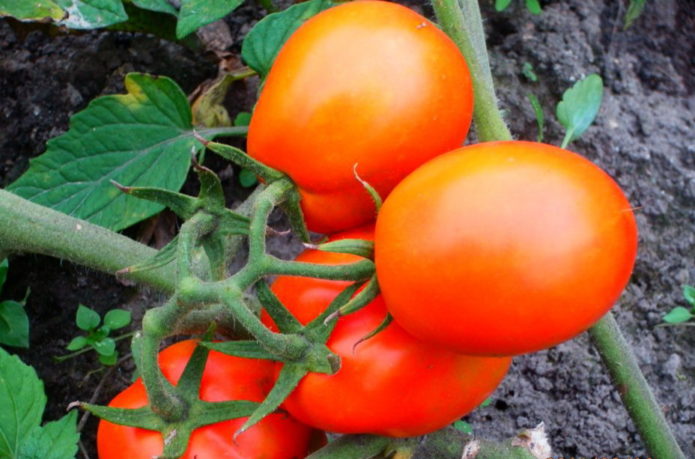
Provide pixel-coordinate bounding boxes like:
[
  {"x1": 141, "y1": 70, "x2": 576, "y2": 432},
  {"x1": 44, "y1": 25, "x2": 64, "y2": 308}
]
[
  {"x1": 248, "y1": 0, "x2": 474, "y2": 234},
  {"x1": 375, "y1": 141, "x2": 638, "y2": 356},
  {"x1": 264, "y1": 227, "x2": 512, "y2": 437},
  {"x1": 97, "y1": 340, "x2": 323, "y2": 459}
]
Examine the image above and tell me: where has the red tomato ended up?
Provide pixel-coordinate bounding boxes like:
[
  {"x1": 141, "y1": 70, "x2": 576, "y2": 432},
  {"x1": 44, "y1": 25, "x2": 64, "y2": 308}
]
[
  {"x1": 97, "y1": 340, "x2": 323, "y2": 459},
  {"x1": 375, "y1": 141, "x2": 638, "y2": 356},
  {"x1": 265, "y1": 228, "x2": 511, "y2": 437},
  {"x1": 248, "y1": 1, "x2": 473, "y2": 234}
]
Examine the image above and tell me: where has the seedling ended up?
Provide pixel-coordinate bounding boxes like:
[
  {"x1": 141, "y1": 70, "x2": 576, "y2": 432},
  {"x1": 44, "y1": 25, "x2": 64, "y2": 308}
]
[
  {"x1": 58, "y1": 305, "x2": 132, "y2": 365},
  {"x1": 0, "y1": 258, "x2": 29, "y2": 348},
  {"x1": 495, "y1": 0, "x2": 542, "y2": 15},
  {"x1": 663, "y1": 285, "x2": 695, "y2": 324},
  {"x1": 624, "y1": 0, "x2": 646, "y2": 29},
  {"x1": 556, "y1": 74, "x2": 604, "y2": 149}
]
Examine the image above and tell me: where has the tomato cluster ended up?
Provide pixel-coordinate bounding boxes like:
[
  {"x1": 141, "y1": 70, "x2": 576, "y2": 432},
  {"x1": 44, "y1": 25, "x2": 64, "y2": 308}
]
[{"x1": 102, "y1": 0, "x2": 638, "y2": 455}]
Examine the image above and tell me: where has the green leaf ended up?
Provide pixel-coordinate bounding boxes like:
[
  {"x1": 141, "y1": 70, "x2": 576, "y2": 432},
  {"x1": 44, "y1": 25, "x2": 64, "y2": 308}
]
[
  {"x1": 521, "y1": 62, "x2": 538, "y2": 82},
  {"x1": 624, "y1": 0, "x2": 646, "y2": 29},
  {"x1": 98, "y1": 351, "x2": 118, "y2": 365},
  {"x1": 0, "y1": 258, "x2": 7, "y2": 291},
  {"x1": 241, "y1": 0, "x2": 334, "y2": 78},
  {"x1": 238, "y1": 168, "x2": 258, "y2": 188},
  {"x1": 0, "y1": 0, "x2": 65, "y2": 22},
  {"x1": 663, "y1": 307, "x2": 693, "y2": 324},
  {"x1": 556, "y1": 74, "x2": 603, "y2": 149},
  {"x1": 132, "y1": 0, "x2": 177, "y2": 16},
  {"x1": 453, "y1": 420, "x2": 473, "y2": 434},
  {"x1": 92, "y1": 337, "x2": 116, "y2": 356},
  {"x1": 66, "y1": 336, "x2": 88, "y2": 351},
  {"x1": 176, "y1": 0, "x2": 244, "y2": 38},
  {"x1": 55, "y1": 0, "x2": 127, "y2": 29},
  {"x1": 0, "y1": 301, "x2": 30, "y2": 348},
  {"x1": 526, "y1": 93, "x2": 544, "y2": 142},
  {"x1": 8, "y1": 74, "x2": 198, "y2": 231},
  {"x1": 103, "y1": 309, "x2": 131, "y2": 330},
  {"x1": 480, "y1": 397, "x2": 492, "y2": 407},
  {"x1": 0, "y1": 347, "x2": 47, "y2": 458},
  {"x1": 525, "y1": 0, "x2": 542, "y2": 15},
  {"x1": 495, "y1": 0, "x2": 512, "y2": 12},
  {"x1": 683, "y1": 285, "x2": 695, "y2": 306},
  {"x1": 16, "y1": 411, "x2": 79, "y2": 459},
  {"x1": 75, "y1": 305, "x2": 100, "y2": 331},
  {"x1": 233, "y1": 112, "x2": 252, "y2": 127}
]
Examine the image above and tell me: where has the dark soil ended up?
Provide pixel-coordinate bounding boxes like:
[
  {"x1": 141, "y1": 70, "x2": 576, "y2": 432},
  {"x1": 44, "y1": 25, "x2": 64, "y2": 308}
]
[{"x1": 0, "y1": 0, "x2": 693, "y2": 457}]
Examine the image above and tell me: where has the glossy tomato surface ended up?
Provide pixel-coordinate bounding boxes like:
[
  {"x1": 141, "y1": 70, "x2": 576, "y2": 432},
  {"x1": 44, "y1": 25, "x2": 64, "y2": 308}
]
[
  {"x1": 248, "y1": 1, "x2": 473, "y2": 233},
  {"x1": 375, "y1": 141, "x2": 638, "y2": 356},
  {"x1": 97, "y1": 340, "x2": 322, "y2": 459},
  {"x1": 265, "y1": 228, "x2": 511, "y2": 437}
]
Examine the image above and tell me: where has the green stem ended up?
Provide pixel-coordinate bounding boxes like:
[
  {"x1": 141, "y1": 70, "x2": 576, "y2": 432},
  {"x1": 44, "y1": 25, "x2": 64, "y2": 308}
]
[
  {"x1": 197, "y1": 126, "x2": 248, "y2": 139},
  {"x1": 432, "y1": 0, "x2": 512, "y2": 142},
  {"x1": 55, "y1": 331, "x2": 136, "y2": 362},
  {"x1": 0, "y1": 189, "x2": 175, "y2": 293},
  {"x1": 589, "y1": 313, "x2": 686, "y2": 459}
]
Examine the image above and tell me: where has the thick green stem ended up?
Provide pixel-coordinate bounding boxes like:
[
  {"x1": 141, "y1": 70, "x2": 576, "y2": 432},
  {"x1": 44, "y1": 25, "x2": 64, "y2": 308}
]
[
  {"x1": 432, "y1": 0, "x2": 512, "y2": 141},
  {"x1": 590, "y1": 313, "x2": 685, "y2": 459},
  {"x1": 0, "y1": 189, "x2": 175, "y2": 293}
]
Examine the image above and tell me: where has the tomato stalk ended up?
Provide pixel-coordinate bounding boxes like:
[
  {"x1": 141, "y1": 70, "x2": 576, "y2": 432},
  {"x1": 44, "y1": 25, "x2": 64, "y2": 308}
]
[{"x1": 432, "y1": 1, "x2": 685, "y2": 457}]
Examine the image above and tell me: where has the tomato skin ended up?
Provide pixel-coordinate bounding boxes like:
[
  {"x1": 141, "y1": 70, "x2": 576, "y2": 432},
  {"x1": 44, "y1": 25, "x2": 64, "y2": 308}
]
[
  {"x1": 248, "y1": 1, "x2": 473, "y2": 233},
  {"x1": 375, "y1": 141, "x2": 639, "y2": 356},
  {"x1": 97, "y1": 340, "x2": 322, "y2": 459},
  {"x1": 266, "y1": 228, "x2": 511, "y2": 437}
]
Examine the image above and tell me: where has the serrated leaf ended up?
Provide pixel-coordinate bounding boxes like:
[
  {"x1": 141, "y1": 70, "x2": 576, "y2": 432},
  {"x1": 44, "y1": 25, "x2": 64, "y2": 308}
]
[
  {"x1": 0, "y1": 0, "x2": 65, "y2": 22},
  {"x1": 241, "y1": 0, "x2": 334, "y2": 78},
  {"x1": 55, "y1": 0, "x2": 127, "y2": 29},
  {"x1": 8, "y1": 74, "x2": 200, "y2": 231},
  {"x1": 103, "y1": 309, "x2": 131, "y2": 330},
  {"x1": 16, "y1": 411, "x2": 79, "y2": 459},
  {"x1": 0, "y1": 348, "x2": 47, "y2": 458},
  {"x1": 0, "y1": 301, "x2": 29, "y2": 348},
  {"x1": 624, "y1": 0, "x2": 646, "y2": 29},
  {"x1": 93, "y1": 337, "x2": 116, "y2": 356},
  {"x1": 663, "y1": 307, "x2": 693, "y2": 324},
  {"x1": 556, "y1": 74, "x2": 603, "y2": 148},
  {"x1": 527, "y1": 93, "x2": 544, "y2": 142},
  {"x1": 66, "y1": 336, "x2": 88, "y2": 351},
  {"x1": 495, "y1": 0, "x2": 512, "y2": 12},
  {"x1": 525, "y1": 0, "x2": 542, "y2": 15},
  {"x1": 132, "y1": 0, "x2": 177, "y2": 16},
  {"x1": 0, "y1": 258, "x2": 7, "y2": 291},
  {"x1": 176, "y1": 0, "x2": 244, "y2": 38},
  {"x1": 75, "y1": 305, "x2": 100, "y2": 331},
  {"x1": 683, "y1": 285, "x2": 695, "y2": 306}
]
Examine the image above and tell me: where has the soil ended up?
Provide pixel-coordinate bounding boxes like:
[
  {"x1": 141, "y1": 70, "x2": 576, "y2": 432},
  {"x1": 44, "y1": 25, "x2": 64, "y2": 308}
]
[{"x1": 0, "y1": 0, "x2": 693, "y2": 458}]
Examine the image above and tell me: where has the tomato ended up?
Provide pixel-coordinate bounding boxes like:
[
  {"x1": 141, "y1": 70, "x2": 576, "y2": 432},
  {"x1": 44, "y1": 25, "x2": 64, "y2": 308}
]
[
  {"x1": 97, "y1": 340, "x2": 323, "y2": 459},
  {"x1": 265, "y1": 228, "x2": 511, "y2": 437},
  {"x1": 375, "y1": 141, "x2": 638, "y2": 356},
  {"x1": 248, "y1": 1, "x2": 473, "y2": 234}
]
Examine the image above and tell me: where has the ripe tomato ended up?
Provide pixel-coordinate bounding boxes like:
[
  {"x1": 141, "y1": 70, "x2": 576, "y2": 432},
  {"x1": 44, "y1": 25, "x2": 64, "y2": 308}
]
[
  {"x1": 248, "y1": 1, "x2": 473, "y2": 234},
  {"x1": 97, "y1": 340, "x2": 323, "y2": 459},
  {"x1": 265, "y1": 228, "x2": 511, "y2": 437},
  {"x1": 375, "y1": 141, "x2": 638, "y2": 356}
]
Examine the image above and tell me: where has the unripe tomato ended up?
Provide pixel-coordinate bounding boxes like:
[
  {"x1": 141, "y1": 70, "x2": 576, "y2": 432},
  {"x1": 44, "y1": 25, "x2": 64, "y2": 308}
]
[
  {"x1": 375, "y1": 141, "x2": 638, "y2": 356},
  {"x1": 97, "y1": 340, "x2": 323, "y2": 459},
  {"x1": 248, "y1": 0, "x2": 473, "y2": 233},
  {"x1": 265, "y1": 228, "x2": 511, "y2": 437}
]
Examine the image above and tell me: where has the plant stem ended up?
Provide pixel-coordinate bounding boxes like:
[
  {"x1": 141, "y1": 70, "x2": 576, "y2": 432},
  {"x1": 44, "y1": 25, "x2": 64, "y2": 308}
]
[
  {"x1": 589, "y1": 313, "x2": 686, "y2": 459},
  {"x1": 431, "y1": 0, "x2": 512, "y2": 142},
  {"x1": 197, "y1": 126, "x2": 248, "y2": 139},
  {"x1": 55, "y1": 331, "x2": 136, "y2": 362},
  {"x1": 0, "y1": 189, "x2": 176, "y2": 293}
]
